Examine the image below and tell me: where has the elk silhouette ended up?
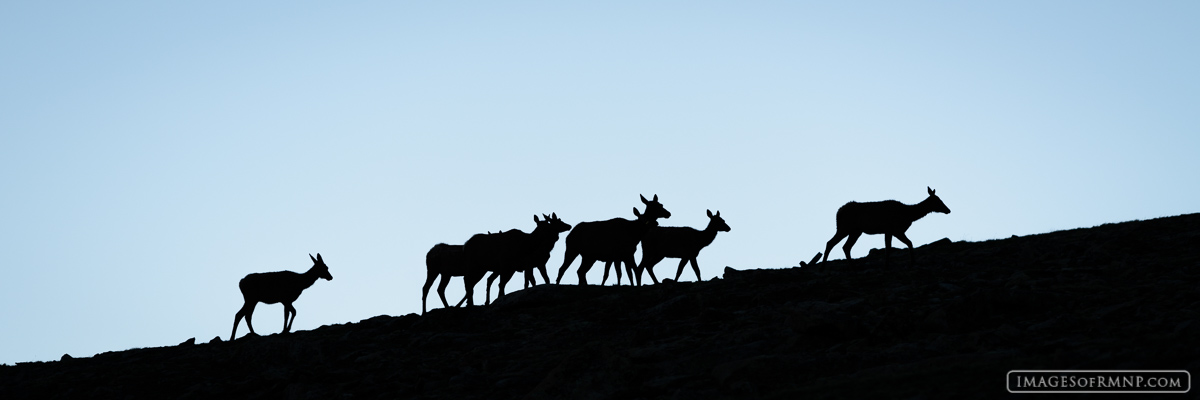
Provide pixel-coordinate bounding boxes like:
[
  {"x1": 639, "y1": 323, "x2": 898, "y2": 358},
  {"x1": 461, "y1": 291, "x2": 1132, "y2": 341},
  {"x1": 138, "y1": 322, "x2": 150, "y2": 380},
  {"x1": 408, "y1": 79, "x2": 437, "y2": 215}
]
[
  {"x1": 422, "y1": 243, "x2": 469, "y2": 314},
  {"x1": 520, "y1": 213, "x2": 572, "y2": 289},
  {"x1": 231, "y1": 253, "x2": 333, "y2": 340},
  {"x1": 555, "y1": 194, "x2": 671, "y2": 286},
  {"x1": 822, "y1": 187, "x2": 951, "y2": 265},
  {"x1": 638, "y1": 209, "x2": 731, "y2": 284},
  {"x1": 461, "y1": 213, "x2": 571, "y2": 305}
]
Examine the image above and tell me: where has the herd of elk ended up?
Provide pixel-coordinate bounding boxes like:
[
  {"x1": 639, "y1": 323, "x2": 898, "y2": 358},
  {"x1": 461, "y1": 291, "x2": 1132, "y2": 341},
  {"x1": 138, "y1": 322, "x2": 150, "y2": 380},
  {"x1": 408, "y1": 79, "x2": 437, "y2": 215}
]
[
  {"x1": 230, "y1": 187, "x2": 951, "y2": 336},
  {"x1": 462, "y1": 213, "x2": 572, "y2": 306},
  {"x1": 555, "y1": 194, "x2": 671, "y2": 286}
]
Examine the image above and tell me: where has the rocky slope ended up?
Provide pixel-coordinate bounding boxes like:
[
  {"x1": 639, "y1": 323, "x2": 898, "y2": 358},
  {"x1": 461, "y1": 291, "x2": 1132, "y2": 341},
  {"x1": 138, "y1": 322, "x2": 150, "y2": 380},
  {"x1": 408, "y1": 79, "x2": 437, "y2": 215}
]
[{"x1": 3, "y1": 213, "x2": 1199, "y2": 399}]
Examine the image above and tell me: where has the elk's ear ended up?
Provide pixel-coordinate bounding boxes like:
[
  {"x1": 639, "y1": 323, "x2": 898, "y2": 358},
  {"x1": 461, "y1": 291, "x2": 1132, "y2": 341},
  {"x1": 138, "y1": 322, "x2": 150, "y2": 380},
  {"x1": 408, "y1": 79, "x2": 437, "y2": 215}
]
[
  {"x1": 928, "y1": 186, "x2": 935, "y2": 195},
  {"x1": 534, "y1": 214, "x2": 541, "y2": 223},
  {"x1": 310, "y1": 254, "x2": 317, "y2": 263},
  {"x1": 551, "y1": 212, "x2": 558, "y2": 220},
  {"x1": 317, "y1": 253, "x2": 323, "y2": 262},
  {"x1": 716, "y1": 210, "x2": 721, "y2": 217},
  {"x1": 633, "y1": 207, "x2": 642, "y2": 218},
  {"x1": 652, "y1": 194, "x2": 659, "y2": 202},
  {"x1": 641, "y1": 194, "x2": 649, "y2": 204},
  {"x1": 707, "y1": 209, "x2": 713, "y2": 218}
]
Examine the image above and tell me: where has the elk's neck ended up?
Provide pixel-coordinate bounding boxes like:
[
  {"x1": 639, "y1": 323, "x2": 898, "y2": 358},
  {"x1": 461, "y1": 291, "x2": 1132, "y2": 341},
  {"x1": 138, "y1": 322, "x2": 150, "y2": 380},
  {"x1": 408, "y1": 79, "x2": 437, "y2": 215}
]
[
  {"x1": 300, "y1": 268, "x2": 323, "y2": 288},
  {"x1": 699, "y1": 223, "x2": 721, "y2": 246},
  {"x1": 639, "y1": 218, "x2": 669, "y2": 241},
  {"x1": 907, "y1": 198, "x2": 939, "y2": 222},
  {"x1": 530, "y1": 228, "x2": 563, "y2": 249}
]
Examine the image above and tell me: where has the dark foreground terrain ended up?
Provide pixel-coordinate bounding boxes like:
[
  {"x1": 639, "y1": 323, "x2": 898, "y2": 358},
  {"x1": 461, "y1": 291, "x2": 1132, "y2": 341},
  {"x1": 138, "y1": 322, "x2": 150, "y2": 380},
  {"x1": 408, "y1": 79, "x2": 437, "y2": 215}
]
[{"x1": 3, "y1": 214, "x2": 1199, "y2": 399}]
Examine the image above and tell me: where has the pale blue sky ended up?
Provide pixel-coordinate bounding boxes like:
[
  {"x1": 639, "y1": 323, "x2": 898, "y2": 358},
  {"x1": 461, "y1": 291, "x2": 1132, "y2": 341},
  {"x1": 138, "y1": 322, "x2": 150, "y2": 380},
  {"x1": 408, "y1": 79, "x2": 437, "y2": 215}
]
[{"x1": 2, "y1": 1, "x2": 1197, "y2": 364}]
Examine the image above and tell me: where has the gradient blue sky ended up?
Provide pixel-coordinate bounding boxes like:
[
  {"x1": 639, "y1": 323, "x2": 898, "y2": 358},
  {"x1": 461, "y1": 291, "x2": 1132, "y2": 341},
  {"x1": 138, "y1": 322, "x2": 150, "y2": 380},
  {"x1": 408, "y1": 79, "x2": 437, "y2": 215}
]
[{"x1": 2, "y1": 2, "x2": 1197, "y2": 364}]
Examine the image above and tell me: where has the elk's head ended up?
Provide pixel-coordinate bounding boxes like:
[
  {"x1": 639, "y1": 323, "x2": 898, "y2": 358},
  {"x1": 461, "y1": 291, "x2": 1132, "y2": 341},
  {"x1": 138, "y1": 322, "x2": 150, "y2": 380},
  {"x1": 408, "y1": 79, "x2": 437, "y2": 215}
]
[
  {"x1": 309, "y1": 253, "x2": 333, "y2": 281},
  {"x1": 926, "y1": 187, "x2": 951, "y2": 214},
  {"x1": 535, "y1": 213, "x2": 572, "y2": 234},
  {"x1": 639, "y1": 194, "x2": 671, "y2": 220},
  {"x1": 706, "y1": 209, "x2": 731, "y2": 232}
]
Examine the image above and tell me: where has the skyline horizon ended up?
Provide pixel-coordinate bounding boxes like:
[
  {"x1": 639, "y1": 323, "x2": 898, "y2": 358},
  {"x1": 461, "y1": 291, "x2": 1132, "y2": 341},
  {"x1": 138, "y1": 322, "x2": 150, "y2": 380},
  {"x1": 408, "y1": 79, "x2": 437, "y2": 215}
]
[{"x1": 3, "y1": 2, "x2": 1198, "y2": 365}]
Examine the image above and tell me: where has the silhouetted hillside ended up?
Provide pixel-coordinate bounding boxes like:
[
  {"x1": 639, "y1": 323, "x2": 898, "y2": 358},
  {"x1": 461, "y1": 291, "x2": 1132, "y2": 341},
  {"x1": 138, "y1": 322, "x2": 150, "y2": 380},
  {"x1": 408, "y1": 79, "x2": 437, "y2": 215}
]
[{"x1": 3, "y1": 213, "x2": 1198, "y2": 399}]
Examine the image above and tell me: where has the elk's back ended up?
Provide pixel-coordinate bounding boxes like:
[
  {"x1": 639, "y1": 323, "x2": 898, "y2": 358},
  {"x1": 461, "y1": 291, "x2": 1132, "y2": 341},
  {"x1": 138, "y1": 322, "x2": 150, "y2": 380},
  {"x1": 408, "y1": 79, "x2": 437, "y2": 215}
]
[
  {"x1": 566, "y1": 218, "x2": 646, "y2": 261},
  {"x1": 426, "y1": 243, "x2": 470, "y2": 276},
  {"x1": 239, "y1": 271, "x2": 304, "y2": 304},
  {"x1": 641, "y1": 226, "x2": 706, "y2": 258},
  {"x1": 465, "y1": 230, "x2": 532, "y2": 273},
  {"x1": 836, "y1": 200, "x2": 911, "y2": 235}
]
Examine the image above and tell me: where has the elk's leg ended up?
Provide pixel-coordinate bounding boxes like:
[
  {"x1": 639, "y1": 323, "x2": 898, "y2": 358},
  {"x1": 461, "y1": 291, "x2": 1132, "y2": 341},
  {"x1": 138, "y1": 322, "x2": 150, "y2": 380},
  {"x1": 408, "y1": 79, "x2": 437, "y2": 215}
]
[
  {"x1": 524, "y1": 268, "x2": 535, "y2": 289},
  {"x1": 496, "y1": 270, "x2": 515, "y2": 302},
  {"x1": 231, "y1": 314, "x2": 241, "y2": 341},
  {"x1": 601, "y1": 262, "x2": 613, "y2": 286},
  {"x1": 842, "y1": 232, "x2": 862, "y2": 261},
  {"x1": 622, "y1": 256, "x2": 641, "y2": 286},
  {"x1": 500, "y1": 270, "x2": 514, "y2": 295},
  {"x1": 231, "y1": 301, "x2": 257, "y2": 341},
  {"x1": 283, "y1": 303, "x2": 297, "y2": 333},
  {"x1": 245, "y1": 302, "x2": 259, "y2": 335},
  {"x1": 485, "y1": 272, "x2": 500, "y2": 305},
  {"x1": 577, "y1": 257, "x2": 598, "y2": 286},
  {"x1": 824, "y1": 231, "x2": 849, "y2": 262},
  {"x1": 620, "y1": 261, "x2": 632, "y2": 285},
  {"x1": 436, "y1": 274, "x2": 452, "y2": 309},
  {"x1": 672, "y1": 258, "x2": 689, "y2": 281},
  {"x1": 676, "y1": 258, "x2": 701, "y2": 282},
  {"x1": 537, "y1": 265, "x2": 550, "y2": 286},
  {"x1": 556, "y1": 248, "x2": 579, "y2": 284},
  {"x1": 638, "y1": 254, "x2": 664, "y2": 285},
  {"x1": 422, "y1": 270, "x2": 439, "y2": 314},
  {"x1": 463, "y1": 271, "x2": 485, "y2": 307},
  {"x1": 624, "y1": 259, "x2": 638, "y2": 286}
]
